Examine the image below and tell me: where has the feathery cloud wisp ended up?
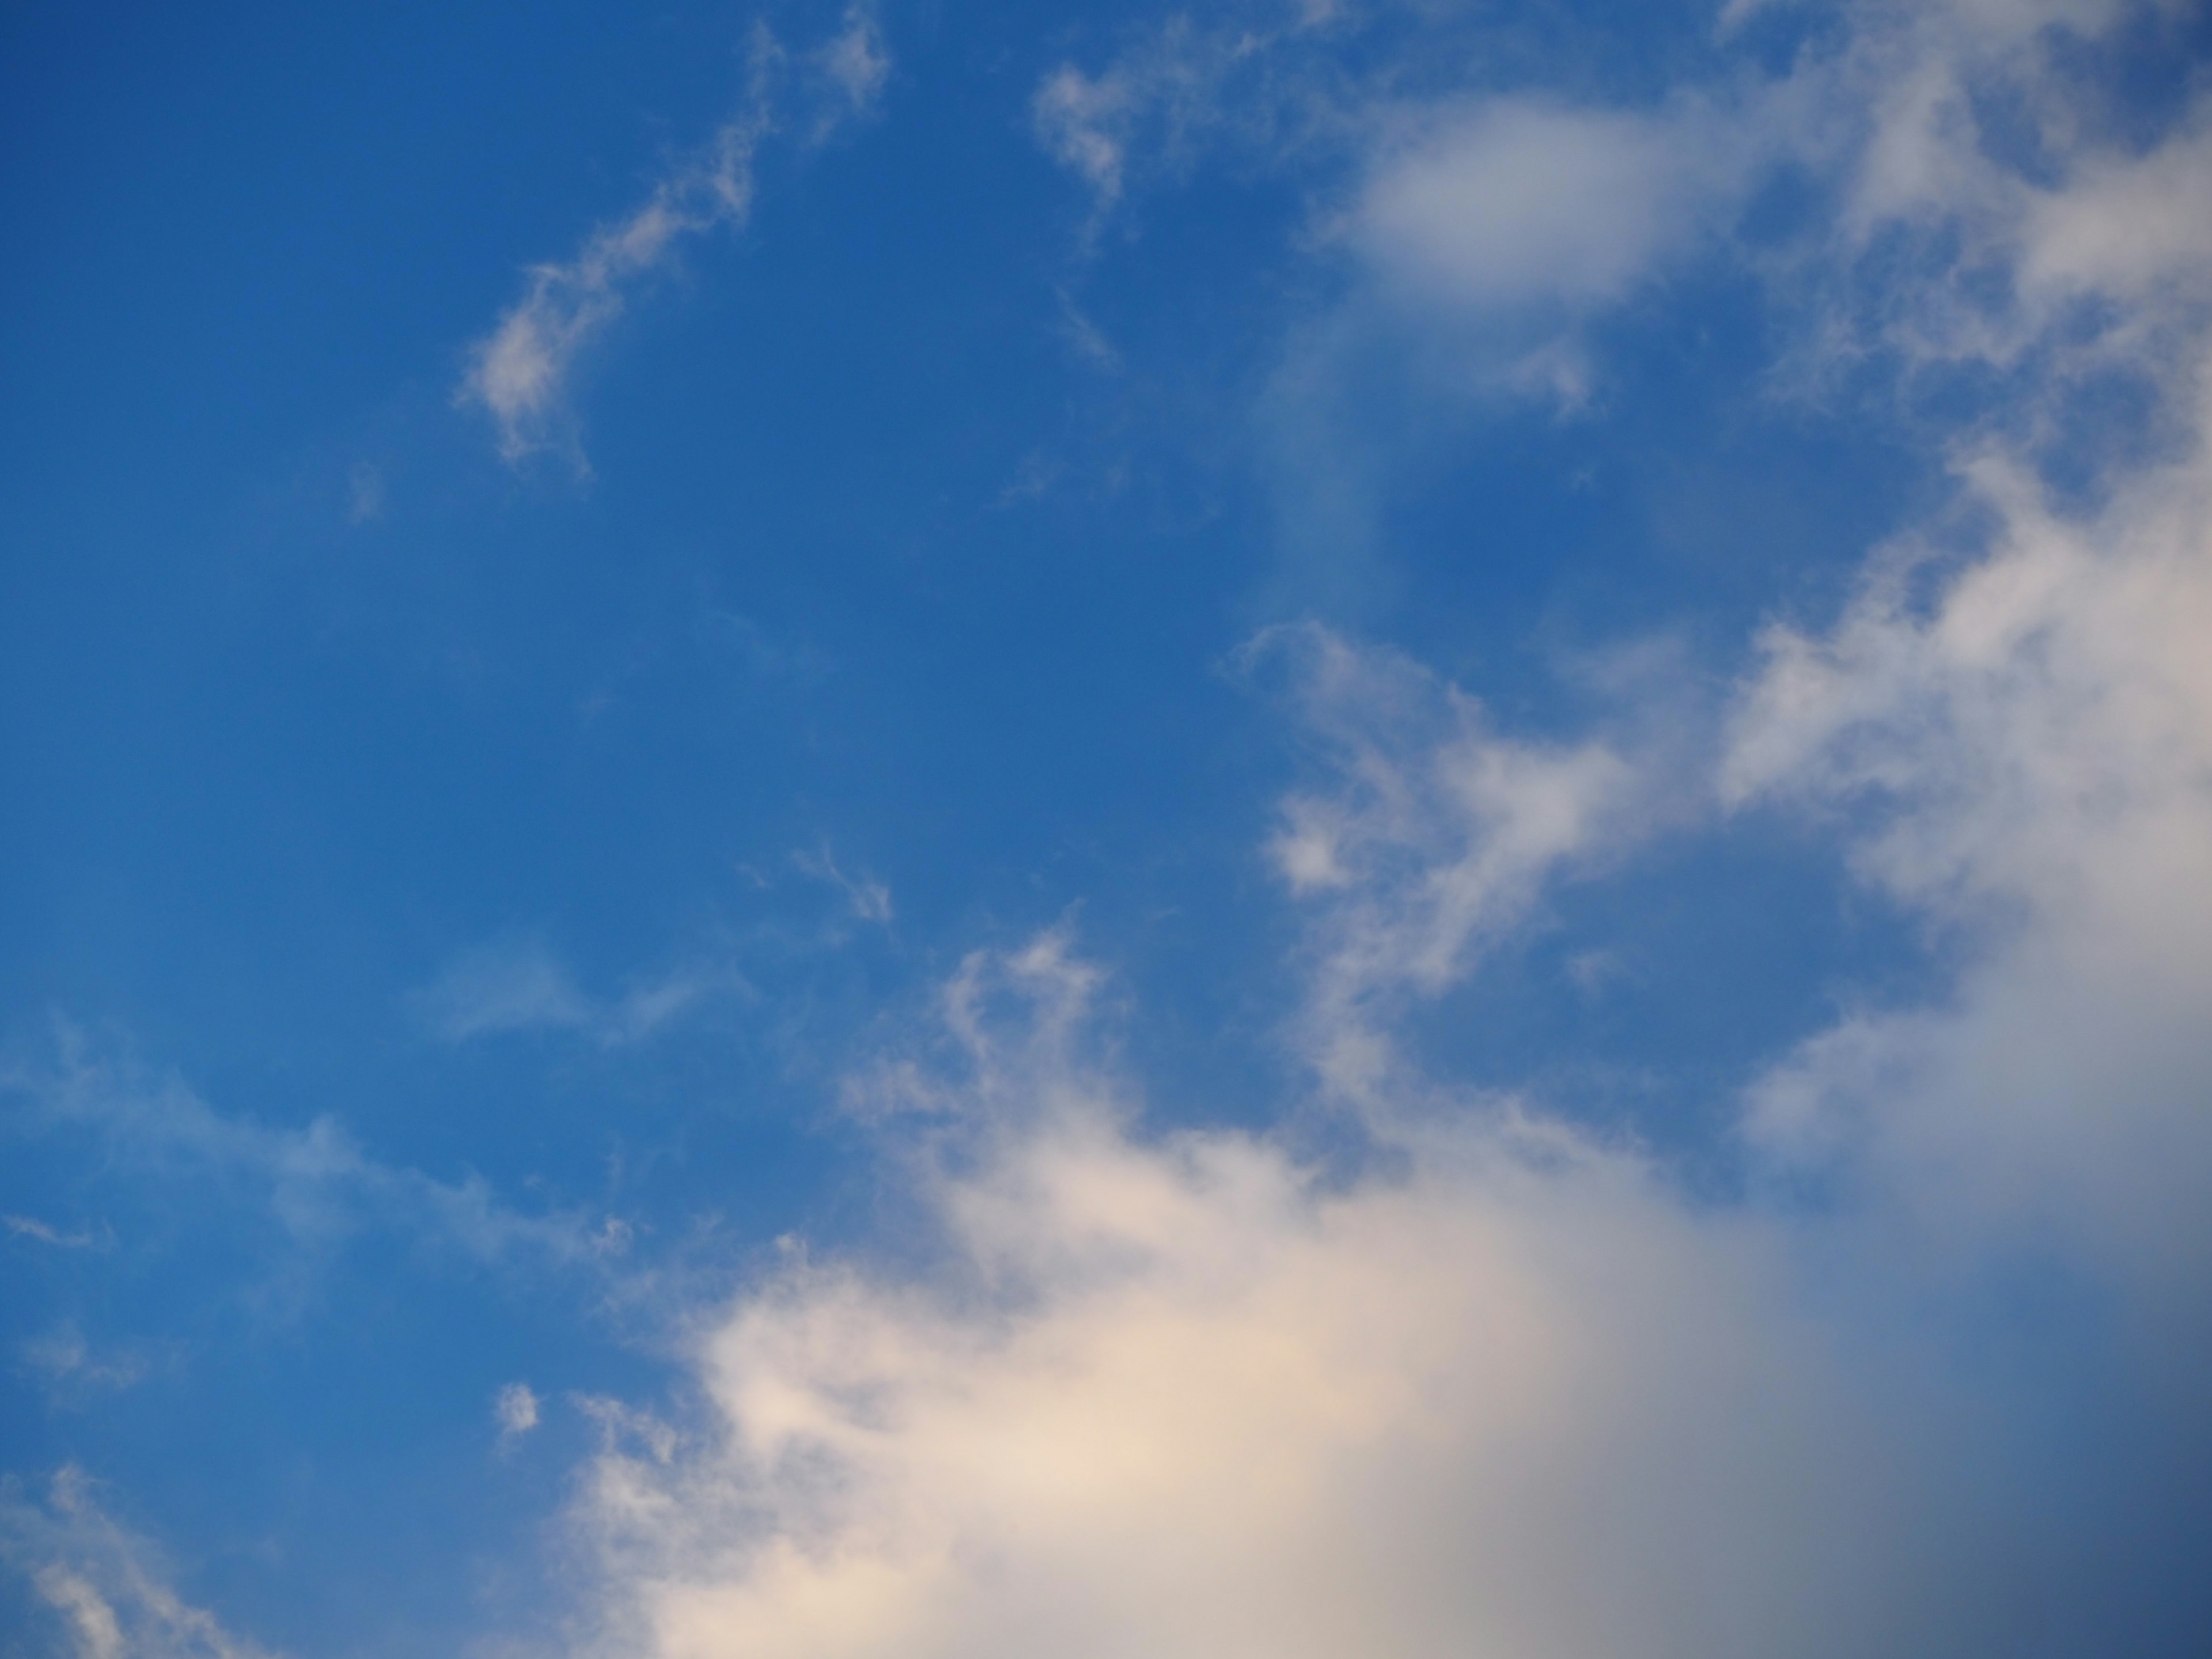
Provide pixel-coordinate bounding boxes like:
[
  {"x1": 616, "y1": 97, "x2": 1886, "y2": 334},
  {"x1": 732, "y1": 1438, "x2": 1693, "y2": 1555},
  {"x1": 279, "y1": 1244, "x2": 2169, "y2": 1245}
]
[{"x1": 458, "y1": 13, "x2": 892, "y2": 468}]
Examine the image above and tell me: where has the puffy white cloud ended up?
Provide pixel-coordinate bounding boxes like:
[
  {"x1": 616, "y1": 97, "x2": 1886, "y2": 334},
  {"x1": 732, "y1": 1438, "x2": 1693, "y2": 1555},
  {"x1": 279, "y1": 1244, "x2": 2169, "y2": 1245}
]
[
  {"x1": 1711, "y1": 0, "x2": 2212, "y2": 1298},
  {"x1": 566, "y1": 941, "x2": 1975, "y2": 1659},
  {"x1": 1351, "y1": 97, "x2": 1748, "y2": 312},
  {"x1": 547, "y1": 13, "x2": 2212, "y2": 1656},
  {"x1": 1728, "y1": 391, "x2": 2212, "y2": 1286}
]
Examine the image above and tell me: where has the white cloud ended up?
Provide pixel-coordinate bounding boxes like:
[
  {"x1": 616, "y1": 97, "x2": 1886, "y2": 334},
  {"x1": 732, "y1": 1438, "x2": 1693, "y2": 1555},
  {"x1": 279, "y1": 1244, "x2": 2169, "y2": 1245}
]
[
  {"x1": 19, "y1": 1325, "x2": 149, "y2": 1399},
  {"x1": 497, "y1": 1381, "x2": 543, "y2": 1440},
  {"x1": 413, "y1": 937, "x2": 596, "y2": 1040},
  {"x1": 1727, "y1": 407, "x2": 2212, "y2": 1288},
  {"x1": 411, "y1": 937, "x2": 734, "y2": 1047},
  {"x1": 1351, "y1": 97, "x2": 1748, "y2": 312},
  {"x1": 459, "y1": 13, "x2": 894, "y2": 467},
  {"x1": 1700, "y1": 0, "x2": 2212, "y2": 1303},
  {"x1": 567, "y1": 940, "x2": 1972, "y2": 1659},
  {"x1": 1030, "y1": 13, "x2": 1323, "y2": 236},
  {"x1": 792, "y1": 844, "x2": 894, "y2": 927},
  {"x1": 2, "y1": 1029, "x2": 634, "y2": 1283},
  {"x1": 458, "y1": 109, "x2": 763, "y2": 468},
  {"x1": 811, "y1": 5, "x2": 891, "y2": 132},
  {"x1": 1252, "y1": 624, "x2": 1659, "y2": 1107},
  {"x1": 3, "y1": 1213, "x2": 99, "y2": 1248},
  {"x1": 0, "y1": 1468, "x2": 279, "y2": 1659},
  {"x1": 540, "y1": 16, "x2": 2212, "y2": 1654}
]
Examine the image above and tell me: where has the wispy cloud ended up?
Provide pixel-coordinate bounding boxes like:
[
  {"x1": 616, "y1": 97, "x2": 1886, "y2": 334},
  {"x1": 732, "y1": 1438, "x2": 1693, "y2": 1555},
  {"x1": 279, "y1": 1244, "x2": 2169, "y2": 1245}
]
[
  {"x1": 457, "y1": 93, "x2": 766, "y2": 469},
  {"x1": 409, "y1": 937, "x2": 738, "y2": 1047},
  {"x1": 1248, "y1": 623, "x2": 1662, "y2": 1109},
  {"x1": 3, "y1": 1212, "x2": 102, "y2": 1249},
  {"x1": 3, "y1": 1029, "x2": 637, "y2": 1285},
  {"x1": 457, "y1": 11, "x2": 893, "y2": 469},
  {"x1": 0, "y1": 1468, "x2": 281, "y2": 1659},
  {"x1": 792, "y1": 843, "x2": 894, "y2": 927},
  {"x1": 809, "y1": 3, "x2": 891, "y2": 137}
]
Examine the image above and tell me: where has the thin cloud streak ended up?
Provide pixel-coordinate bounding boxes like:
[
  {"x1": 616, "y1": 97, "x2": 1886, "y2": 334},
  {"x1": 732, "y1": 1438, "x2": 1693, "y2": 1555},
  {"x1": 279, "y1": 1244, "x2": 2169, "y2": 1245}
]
[
  {"x1": 457, "y1": 10, "x2": 892, "y2": 468},
  {"x1": 0, "y1": 1468, "x2": 282, "y2": 1659}
]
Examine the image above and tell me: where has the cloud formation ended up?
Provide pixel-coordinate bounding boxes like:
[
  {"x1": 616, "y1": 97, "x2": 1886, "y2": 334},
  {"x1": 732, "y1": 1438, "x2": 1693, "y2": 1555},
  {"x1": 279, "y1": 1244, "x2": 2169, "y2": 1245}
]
[
  {"x1": 568, "y1": 939, "x2": 1967, "y2": 1659},
  {"x1": 2, "y1": 1029, "x2": 634, "y2": 1284},
  {"x1": 410, "y1": 937, "x2": 730, "y2": 1047},
  {"x1": 1351, "y1": 97, "x2": 1747, "y2": 312},
  {"x1": 0, "y1": 1469, "x2": 279, "y2": 1659},
  {"x1": 541, "y1": 6, "x2": 2212, "y2": 1654},
  {"x1": 458, "y1": 10, "x2": 892, "y2": 467}
]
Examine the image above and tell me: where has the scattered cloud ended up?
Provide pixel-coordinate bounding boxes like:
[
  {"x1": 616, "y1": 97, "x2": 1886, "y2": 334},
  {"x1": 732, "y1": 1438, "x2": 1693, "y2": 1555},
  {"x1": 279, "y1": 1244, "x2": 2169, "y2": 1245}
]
[
  {"x1": 792, "y1": 844, "x2": 893, "y2": 927},
  {"x1": 496, "y1": 1382, "x2": 542, "y2": 1441},
  {"x1": 3, "y1": 1213, "x2": 100, "y2": 1249},
  {"x1": 410, "y1": 937, "x2": 736, "y2": 1047},
  {"x1": 809, "y1": 4, "x2": 892, "y2": 137},
  {"x1": 1350, "y1": 97, "x2": 1748, "y2": 313},
  {"x1": 1726, "y1": 417, "x2": 2212, "y2": 1289},
  {"x1": 2, "y1": 1030, "x2": 635, "y2": 1285},
  {"x1": 537, "y1": 15, "x2": 2212, "y2": 1654},
  {"x1": 1251, "y1": 624, "x2": 1660, "y2": 1108},
  {"x1": 18, "y1": 1326, "x2": 150, "y2": 1400},
  {"x1": 458, "y1": 12, "x2": 894, "y2": 468},
  {"x1": 0, "y1": 1468, "x2": 281, "y2": 1659},
  {"x1": 1030, "y1": 11, "x2": 1331, "y2": 239}
]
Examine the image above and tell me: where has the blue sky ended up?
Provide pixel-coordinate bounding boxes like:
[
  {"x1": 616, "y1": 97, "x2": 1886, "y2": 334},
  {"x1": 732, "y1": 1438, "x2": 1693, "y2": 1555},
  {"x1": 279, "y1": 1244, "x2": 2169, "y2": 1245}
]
[{"x1": 5, "y1": 2, "x2": 2212, "y2": 1655}]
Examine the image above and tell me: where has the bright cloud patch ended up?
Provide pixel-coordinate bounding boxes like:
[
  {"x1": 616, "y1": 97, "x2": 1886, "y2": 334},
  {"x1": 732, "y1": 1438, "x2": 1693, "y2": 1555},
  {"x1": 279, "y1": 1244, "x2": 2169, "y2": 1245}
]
[
  {"x1": 1353, "y1": 99, "x2": 1743, "y2": 310},
  {"x1": 8, "y1": 2, "x2": 2212, "y2": 1657},
  {"x1": 571, "y1": 951, "x2": 1945, "y2": 1659}
]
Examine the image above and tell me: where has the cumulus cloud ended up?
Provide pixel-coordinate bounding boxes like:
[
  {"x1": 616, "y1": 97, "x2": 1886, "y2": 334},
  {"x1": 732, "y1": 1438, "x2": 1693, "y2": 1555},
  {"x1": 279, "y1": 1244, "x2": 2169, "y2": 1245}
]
[
  {"x1": 1699, "y1": 0, "x2": 2212, "y2": 1311},
  {"x1": 0, "y1": 1468, "x2": 279, "y2": 1659},
  {"x1": 1726, "y1": 386, "x2": 2212, "y2": 1289},
  {"x1": 541, "y1": 10, "x2": 2212, "y2": 1655},
  {"x1": 568, "y1": 940, "x2": 1977, "y2": 1659}
]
